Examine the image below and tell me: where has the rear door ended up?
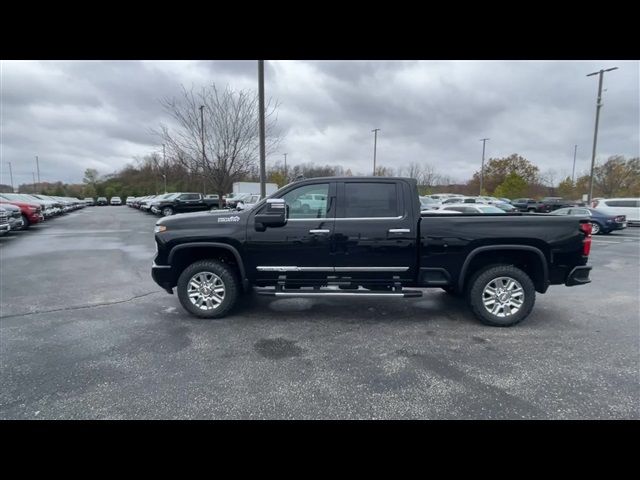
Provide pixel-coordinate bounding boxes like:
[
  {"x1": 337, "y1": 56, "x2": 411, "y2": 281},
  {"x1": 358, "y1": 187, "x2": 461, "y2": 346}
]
[
  {"x1": 332, "y1": 179, "x2": 416, "y2": 283},
  {"x1": 177, "y1": 193, "x2": 202, "y2": 212}
]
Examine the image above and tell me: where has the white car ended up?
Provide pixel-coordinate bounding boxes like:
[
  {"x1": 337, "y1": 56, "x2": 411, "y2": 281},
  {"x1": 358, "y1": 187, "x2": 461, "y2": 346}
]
[
  {"x1": 440, "y1": 204, "x2": 506, "y2": 214},
  {"x1": 591, "y1": 198, "x2": 640, "y2": 225},
  {"x1": 125, "y1": 196, "x2": 135, "y2": 205},
  {"x1": 110, "y1": 196, "x2": 122, "y2": 206}
]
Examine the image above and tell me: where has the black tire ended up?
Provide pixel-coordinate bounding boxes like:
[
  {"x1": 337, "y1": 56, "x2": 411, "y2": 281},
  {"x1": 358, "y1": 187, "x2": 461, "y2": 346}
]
[
  {"x1": 527, "y1": 208, "x2": 537, "y2": 213},
  {"x1": 177, "y1": 260, "x2": 240, "y2": 319},
  {"x1": 21, "y1": 215, "x2": 30, "y2": 229},
  {"x1": 467, "y1": 264, "x2": 535, "y2": 327},
  {"x1": 162, "y1": 206, "x2": 174, "y2": 217}
]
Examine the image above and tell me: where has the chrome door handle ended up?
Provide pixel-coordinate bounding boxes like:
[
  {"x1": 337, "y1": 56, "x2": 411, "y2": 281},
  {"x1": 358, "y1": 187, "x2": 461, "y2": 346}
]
[
  {"x1": 388, "y1": 228, "x2": 410, "y2": 233},
  {"x1": 309, "y1": 229, "x2": 330, "y2": 234}
]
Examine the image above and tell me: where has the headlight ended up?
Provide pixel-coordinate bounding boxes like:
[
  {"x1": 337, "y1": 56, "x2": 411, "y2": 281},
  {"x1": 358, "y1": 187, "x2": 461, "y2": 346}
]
[{"x1": 154, "y1": 225, "x2": 167, "y2": 233}]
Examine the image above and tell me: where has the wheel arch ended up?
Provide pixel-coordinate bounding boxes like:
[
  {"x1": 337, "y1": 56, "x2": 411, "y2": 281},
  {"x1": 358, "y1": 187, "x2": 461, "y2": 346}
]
[
  {"x1": 168, "y1": 242, "x2": 247, "y2": 288},
  {"x1": 458, "y1": 245, "x2": 549, "y2": 293}
]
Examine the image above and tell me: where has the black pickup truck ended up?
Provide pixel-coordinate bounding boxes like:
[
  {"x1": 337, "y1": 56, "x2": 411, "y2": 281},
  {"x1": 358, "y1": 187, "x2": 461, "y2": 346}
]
[
  {"x1": 152, "y1": 177, "x2": 593, "y2": 327},
  {"x1": 150, "y1": 192, "x2": 220, "y2": 217}
]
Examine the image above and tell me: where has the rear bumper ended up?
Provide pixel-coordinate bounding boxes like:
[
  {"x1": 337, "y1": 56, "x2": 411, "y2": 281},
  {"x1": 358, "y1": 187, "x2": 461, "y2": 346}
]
[
  {"x1": 565, "y1": 266, "x2": 592, "y2": 286},
  {"x1": 151, "y1": 263, "x2": 174, "y2": 294}
]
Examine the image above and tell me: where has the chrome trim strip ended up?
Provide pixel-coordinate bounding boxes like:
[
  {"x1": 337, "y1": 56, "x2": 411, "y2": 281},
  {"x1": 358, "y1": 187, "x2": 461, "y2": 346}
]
[
  {"x1": 334, "y1": 266, "x2": 409, "y2": 272},
  {"x1": 256, "y1": 266, "x2": 409, "y2": 272},
  {"x1": 309, "y1": 229, "x2": 330, "y2": 233},
  {"x1": 334, "y1": 216, "x2": 403, "y2": 221},
  {"x1": 256, "y1": 266, "x2": 334, "y2": 272},
  {"x1": 274, "y1": 292, "x2": 408, "y2": 297},
  {"x1": 287, "y1": 216, "x2": 404, "y2": 222},
  {"x1": 152, "y1": 263, "x2": 171, "y2": 269},
  {"x1": 388, "y1": 228, "x2": 411, "y2": 233}
]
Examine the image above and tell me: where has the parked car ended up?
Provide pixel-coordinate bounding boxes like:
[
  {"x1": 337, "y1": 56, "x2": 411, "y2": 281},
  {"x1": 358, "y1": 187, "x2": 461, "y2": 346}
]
[
  {"x1": 110, "y1": 196, "x2": 122, "y2": 206},
  {"x1": 97, "y1": 197, "x2": 108, "y2": 206},
  {"x1": 494, "y1": 202, "x2": 518, "y2": 212},
  {"x1": 204, "y1": 194, "x2": 222, "y2": 209},
  {"x1": 0, "y1": 203, "x2": 25, "y2": 230},
  {"x1": 224, "y1": 193, "x2": 254, "y2": 209},
  {"x1": 0, "y1": 195, "x2": 44, "y2": 228},
  {"x1": 590, "y1": 198, "x2": 640, "y2": 225},
  {"x1": 237, "y1": 194, "x2": 263, "y2": 210},
  {"x1": 440, "y1": 204, "x2": 507, "y2": 214},
  {"x1": 84, "y1": 197, "x2": 95, "y2": 205},
  {"x1": 550, "y1": 207, "x2": 627, "y2": 234},
  {"x1": 0, "y1": 207, "x2": 10, "y2": 236},
  {"x1": 539, "y1": 197, "x2": 575, "y2": 212},
  {"x1": 512, "y1": 198, "x2": 546, "y2": 213},
  {"x1": 125, "y1": 196, "x2": 135, "y2": 206},
  {"x1": 151, "y1": 192, "x2": 220, "y2": 216},
  {"x1": 152, "y1": 176, "x2": 593, "y2": 327},
  {"x1": 419, "y1": 196, "x2": 439, "y2": 211},
  {"x1": 437, "y1": 196, "x2": 484, "y2": 208}
]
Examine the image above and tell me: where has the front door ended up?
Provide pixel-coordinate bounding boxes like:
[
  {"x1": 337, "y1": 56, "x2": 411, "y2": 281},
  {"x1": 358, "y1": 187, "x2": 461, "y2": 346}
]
[
  {"x1": 245, "y1": 182, "x2": 336, "y2": 285},
  {"x1": 332, "y1": 180, "x2": 416, "y2": 283}
]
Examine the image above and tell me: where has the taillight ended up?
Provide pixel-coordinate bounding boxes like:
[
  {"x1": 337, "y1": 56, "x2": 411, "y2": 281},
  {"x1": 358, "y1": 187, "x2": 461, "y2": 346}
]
[{"x1": 580, "y1": 222, "x2": 592, "y2": 256}]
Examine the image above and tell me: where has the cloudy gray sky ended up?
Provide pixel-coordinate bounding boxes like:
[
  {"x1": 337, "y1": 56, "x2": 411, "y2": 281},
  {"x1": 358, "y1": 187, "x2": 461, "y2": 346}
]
[{"x1": 1, "y1": 60, "x2": 638, "y2": 187}]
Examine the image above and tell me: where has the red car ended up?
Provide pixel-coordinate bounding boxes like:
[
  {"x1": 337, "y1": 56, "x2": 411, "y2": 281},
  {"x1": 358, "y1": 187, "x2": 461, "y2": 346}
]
[{"x1": 0, "y1": 198, "x2": 44, "y2": 228}]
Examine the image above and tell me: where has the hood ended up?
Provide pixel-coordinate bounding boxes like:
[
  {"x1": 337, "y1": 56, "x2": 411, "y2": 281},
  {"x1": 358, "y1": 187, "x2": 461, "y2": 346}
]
[{"x1": 157, "y1": 208, "x2": 248, "y2": 229}]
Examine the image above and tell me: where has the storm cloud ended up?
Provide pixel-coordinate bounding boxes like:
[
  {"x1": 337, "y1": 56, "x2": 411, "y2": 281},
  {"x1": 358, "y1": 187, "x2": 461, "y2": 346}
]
[{"x1": 1, "y1": 60, "x2": 638, "y2": 187}]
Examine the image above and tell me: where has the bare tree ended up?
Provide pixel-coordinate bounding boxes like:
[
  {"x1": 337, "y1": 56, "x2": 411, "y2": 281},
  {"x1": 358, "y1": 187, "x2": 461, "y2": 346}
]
[{"x1": 156, "y1": 84, "x2": 281, "y2": 198}]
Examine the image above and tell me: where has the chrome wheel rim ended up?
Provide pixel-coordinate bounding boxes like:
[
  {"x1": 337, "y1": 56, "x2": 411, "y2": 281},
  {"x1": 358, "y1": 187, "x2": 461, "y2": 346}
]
[
  {"x1": 590, "y1": 222, "x2": 600, "y2": 234},
  {"x1": 163, "y1": 207, "x2": 173, "y2": 216},
  {"x1": 187, "y1": 272, "x2": 225, "y2": 311},
  {"x1": 482, "y1": 276, "x2": 525, "y2": 318}
]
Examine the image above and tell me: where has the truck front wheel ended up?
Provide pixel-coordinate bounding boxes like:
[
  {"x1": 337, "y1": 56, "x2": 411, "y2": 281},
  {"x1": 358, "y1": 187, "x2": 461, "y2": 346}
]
[
  {"x1": 162, "y1": 206, "x2": 174, "y2": 217},
  {"x1": 177, "y1": 260, "x2": 240, "y2": 319},
  {"x1": 467, "y1": 265, "x2": 535, "y2": 327}
]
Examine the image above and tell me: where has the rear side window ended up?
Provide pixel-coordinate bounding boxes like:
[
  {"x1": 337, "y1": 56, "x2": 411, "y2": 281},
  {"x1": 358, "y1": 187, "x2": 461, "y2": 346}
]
[
  {"x1": 604, "y1": 200, "x2": 640, "y2": 208},
  {"x1": 343, "y1": 183, "x2": 398, "y2": 218},
  {"x1": 180, "y1": 194, "x2": 201, "y2": 200}
]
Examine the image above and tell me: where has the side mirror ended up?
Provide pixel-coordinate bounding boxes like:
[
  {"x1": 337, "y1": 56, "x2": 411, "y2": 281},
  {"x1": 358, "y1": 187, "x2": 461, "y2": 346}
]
[{"x1": 255, "y1": 198, "x2": 287, "y2": 230}]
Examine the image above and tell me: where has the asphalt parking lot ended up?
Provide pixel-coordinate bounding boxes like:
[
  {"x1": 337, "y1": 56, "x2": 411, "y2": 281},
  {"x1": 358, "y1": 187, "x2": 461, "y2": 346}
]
[{"x1": 1, "y1": 206, "x2": 638, "y2": 419}]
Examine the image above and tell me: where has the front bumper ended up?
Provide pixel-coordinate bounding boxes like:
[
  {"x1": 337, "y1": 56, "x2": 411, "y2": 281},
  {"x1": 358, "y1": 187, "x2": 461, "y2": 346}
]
[
  {"x1": 565, "y1": 266, "x2": 592, "y2": 286},
  {"x1": 0, "y1": 223, "x2": 10, "y2": 235},
  {"x1": 152, "y1": 262, "x2": 174, "y2": 294}
]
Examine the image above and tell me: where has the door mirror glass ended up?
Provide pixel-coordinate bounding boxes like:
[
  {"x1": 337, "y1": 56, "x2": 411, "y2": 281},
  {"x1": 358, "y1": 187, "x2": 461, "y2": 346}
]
[{"x1": 255, "y1": 198, "x2": 287, "y2": 229}]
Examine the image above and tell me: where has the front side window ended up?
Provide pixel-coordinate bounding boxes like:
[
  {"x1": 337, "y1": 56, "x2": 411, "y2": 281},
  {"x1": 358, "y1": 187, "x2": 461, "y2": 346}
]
[
  {"x1": 281, "y1": 183, "x2": 330, "y2": 219},
  {"x1": 343, "y1": 183, "x2": 398, "y2": 218}
]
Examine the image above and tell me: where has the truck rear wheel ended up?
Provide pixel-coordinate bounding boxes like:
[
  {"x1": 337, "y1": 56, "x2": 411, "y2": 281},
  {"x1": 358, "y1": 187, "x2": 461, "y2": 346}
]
[
  {"x1": 177, "y1": 260, "x2": 240, "y2": 319},
  {"x1": 467, "y1": 265, "x2": 535, "y2": 327}
]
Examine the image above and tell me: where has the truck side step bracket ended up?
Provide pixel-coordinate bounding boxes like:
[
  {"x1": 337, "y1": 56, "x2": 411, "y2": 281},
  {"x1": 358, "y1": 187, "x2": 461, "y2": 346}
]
[{"x1": 255, "y1": 288, "x2": 423, "y2": 298}]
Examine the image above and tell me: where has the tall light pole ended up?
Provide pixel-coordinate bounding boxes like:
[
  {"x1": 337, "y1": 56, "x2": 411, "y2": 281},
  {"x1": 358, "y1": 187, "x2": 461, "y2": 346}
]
[
  {"x1": 572, "y1": 144, "x2": 578, "y2": 184},
  {"x1": 8, "y1": 161, "x2": 14, "y2": 192},
  {"x1": 283, "y1": 153, "x2": 287, "y2": 182},
  {"x1": 258, "y1": 60, "x2": 267, "y2": 198},
  {"x1": 372, "y1": 128, "x2": 380, "y2": 175},
  {"x1": 479, "y1": 138, "x2": 489, "y2": 195},
  {"x1": 32, "y1": 172, "x2": 36, "y2": 194},
  {"x1": 162, "y1": 143, "x2": 167, "y2": 193},
  {"x1": 586, "y1": 67, "x2": 618, "y2": 203},
  {"x1": 35, "y1": 155, "x2": 41, "y2": 187},
  {"x1": 199, "y1": 105, "x2": 206, "y2": 195}
]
